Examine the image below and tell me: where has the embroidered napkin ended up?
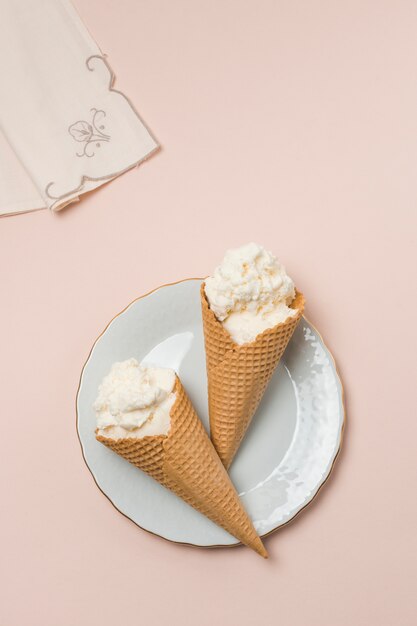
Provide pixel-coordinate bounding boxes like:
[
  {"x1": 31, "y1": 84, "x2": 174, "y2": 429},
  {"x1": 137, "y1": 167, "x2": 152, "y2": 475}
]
[{"x1": 0, "y1": 0, "x2": 158, "y2": 215}]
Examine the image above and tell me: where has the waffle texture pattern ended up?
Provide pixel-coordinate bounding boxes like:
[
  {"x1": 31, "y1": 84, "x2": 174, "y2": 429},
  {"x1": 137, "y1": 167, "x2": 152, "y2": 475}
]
[
  {"x1": 97, "y1": 377, "x2": 267, "y2": 557},
  {"x1": 201, "y1": 284, "x2": 305, "y2": 469}
]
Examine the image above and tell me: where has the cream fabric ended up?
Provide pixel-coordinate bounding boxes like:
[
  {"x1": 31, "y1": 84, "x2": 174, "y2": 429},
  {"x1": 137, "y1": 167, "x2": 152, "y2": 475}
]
[{"x1": 0, "y1": 0, "x2": 158, "y2": 215}]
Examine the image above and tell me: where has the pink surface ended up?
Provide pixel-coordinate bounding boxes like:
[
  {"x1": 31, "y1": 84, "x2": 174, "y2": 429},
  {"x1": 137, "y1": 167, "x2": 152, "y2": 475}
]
[{"x1": 1, "y1": 1, "x2": 416, "y2": 624}]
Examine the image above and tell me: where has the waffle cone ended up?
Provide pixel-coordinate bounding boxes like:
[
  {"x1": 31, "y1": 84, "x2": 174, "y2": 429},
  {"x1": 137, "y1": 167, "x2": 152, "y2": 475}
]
[
  {"x1": 96, "y1": 377, "x2": 267, "y2": 557},
  {"x1": 201, "y1": 283, "x2": 305, "y2": 469}
]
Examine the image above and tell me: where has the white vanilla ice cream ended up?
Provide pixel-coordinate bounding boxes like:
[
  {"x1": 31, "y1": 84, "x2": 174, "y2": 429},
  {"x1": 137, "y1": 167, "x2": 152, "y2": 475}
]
[
  {"x1": 204, "y1": 242, "x2": 297, "y2": 345},
  {"x1": 94, "y1": 358, "x2": 176, "y2": 439}
]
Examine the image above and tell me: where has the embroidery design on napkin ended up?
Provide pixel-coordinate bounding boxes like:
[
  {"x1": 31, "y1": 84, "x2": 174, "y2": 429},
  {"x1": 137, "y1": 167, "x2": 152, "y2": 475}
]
[
  {"x1": 45, "y1": 55, "x2": 159, "y2": 207},
  {"x1": 68, "y1": 108, "x2": 110, "y2": 157}
]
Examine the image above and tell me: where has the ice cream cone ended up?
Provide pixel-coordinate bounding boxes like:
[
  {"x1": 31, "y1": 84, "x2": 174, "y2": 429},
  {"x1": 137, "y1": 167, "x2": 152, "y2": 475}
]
[
  {"x1": 96, "y1": 376, "x2": 267, "y2": 557},
  {"x1": 201, "y1": 283, "x2": 305, "y2": 469}
]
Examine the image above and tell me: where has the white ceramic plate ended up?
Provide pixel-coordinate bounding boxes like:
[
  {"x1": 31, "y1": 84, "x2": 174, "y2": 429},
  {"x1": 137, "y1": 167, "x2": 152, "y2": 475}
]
[{"x1": 77, "y1": 279, "x2": 345, "y2": 548}]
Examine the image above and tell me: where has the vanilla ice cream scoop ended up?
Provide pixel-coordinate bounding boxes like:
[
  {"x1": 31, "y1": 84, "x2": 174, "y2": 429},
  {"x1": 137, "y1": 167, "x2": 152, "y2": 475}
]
[
  {"x1": 204, "y1": 242, "x2": 297, "y2": 344},
  {"x1": 94, "y1": 358, "x2": 176, "y2": 439}
]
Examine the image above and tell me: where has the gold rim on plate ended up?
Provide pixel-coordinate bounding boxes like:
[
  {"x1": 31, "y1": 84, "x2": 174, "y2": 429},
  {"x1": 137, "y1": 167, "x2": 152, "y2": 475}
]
[{"x1": 76, "y1": 278, "x2": 346, "y2": 551}]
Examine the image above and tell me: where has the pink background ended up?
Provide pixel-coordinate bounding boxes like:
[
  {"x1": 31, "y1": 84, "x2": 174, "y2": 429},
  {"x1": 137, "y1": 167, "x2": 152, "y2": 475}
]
[{"x1": 1, "y1": 1, "x2": 416, "y2": 624}]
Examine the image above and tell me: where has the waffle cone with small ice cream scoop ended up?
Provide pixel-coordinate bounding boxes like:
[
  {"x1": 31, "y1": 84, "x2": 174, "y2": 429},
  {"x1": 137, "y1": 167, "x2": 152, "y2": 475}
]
[
  {"x1": 95, "y1": 359, "x2": 267, "y2": 557},
  {"x1": 201, "y1": 243, "x2": 305, "y2": 469}
]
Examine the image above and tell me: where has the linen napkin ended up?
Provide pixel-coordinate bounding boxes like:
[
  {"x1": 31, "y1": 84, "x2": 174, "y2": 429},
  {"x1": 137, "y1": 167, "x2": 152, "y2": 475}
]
[{"x1": 0, "y1": 0, "x2": 158, "y2": 215}]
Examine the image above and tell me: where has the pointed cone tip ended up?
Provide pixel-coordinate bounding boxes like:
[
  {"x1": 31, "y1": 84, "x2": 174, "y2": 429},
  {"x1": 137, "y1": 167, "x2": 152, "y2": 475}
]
[{"x1": 251, "y1": 537, "x2": 268, "y2": 559}]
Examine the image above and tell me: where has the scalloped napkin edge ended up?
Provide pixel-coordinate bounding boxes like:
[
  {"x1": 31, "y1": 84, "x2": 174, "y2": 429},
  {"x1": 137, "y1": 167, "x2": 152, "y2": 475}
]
[{"x1": 0, "y1": 0, "x2": 158, "y2": 216}]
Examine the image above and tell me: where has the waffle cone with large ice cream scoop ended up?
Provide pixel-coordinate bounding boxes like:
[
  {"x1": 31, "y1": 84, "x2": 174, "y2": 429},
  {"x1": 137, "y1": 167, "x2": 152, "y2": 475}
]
[
  {"x1": 96, "y1": 376, "x2": 267, "y2": 557},
  {"x1": 201, "y1": 283, "x2": 305, "y2": 469}
]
